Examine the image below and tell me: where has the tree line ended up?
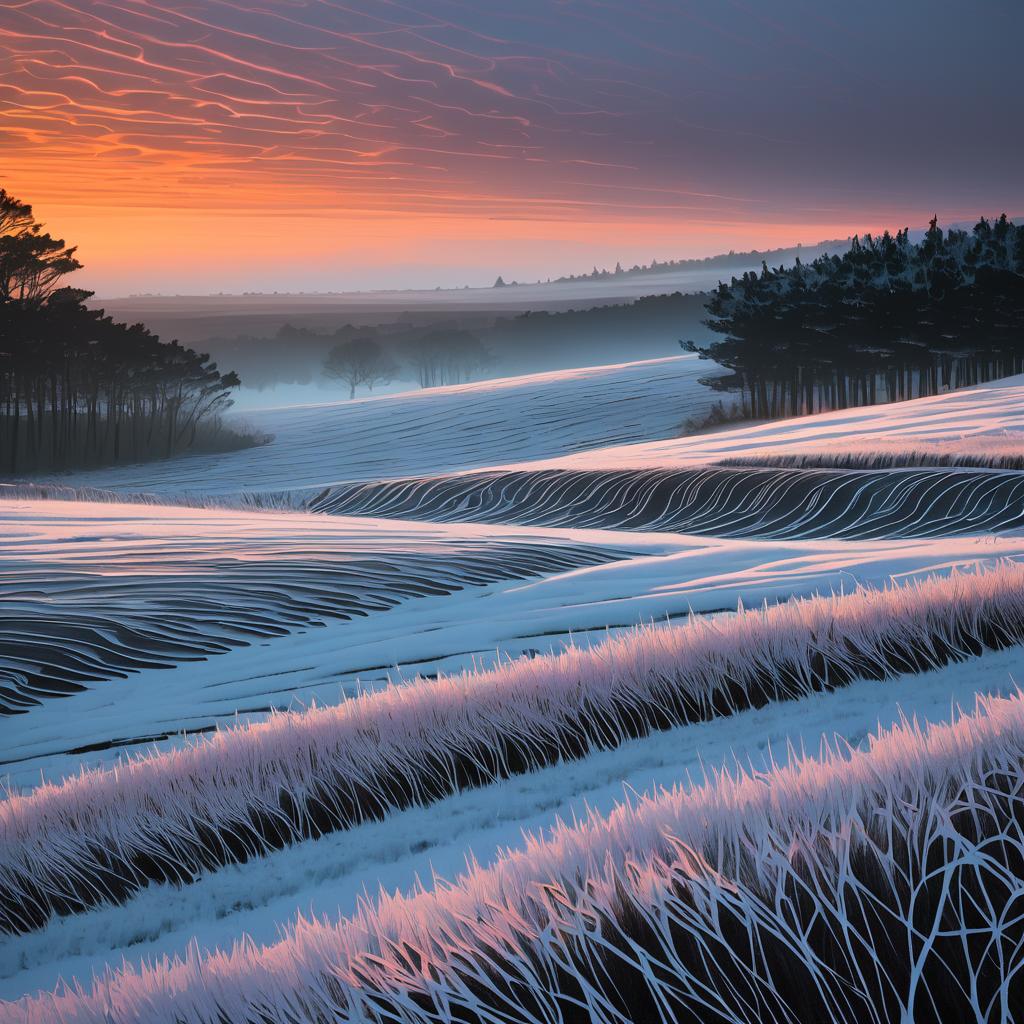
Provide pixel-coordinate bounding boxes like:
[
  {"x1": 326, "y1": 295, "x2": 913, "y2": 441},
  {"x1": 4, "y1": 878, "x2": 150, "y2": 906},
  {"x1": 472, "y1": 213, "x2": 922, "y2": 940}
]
[
  {"x1": 685, "y1": 215, "x2": 1024, "y2": 419},
  {"x1": 0, "y1": 189, "x2": 252, "y2": 474},
  {"x1": 317, "y1": 327, "x2": 493, "y2": 396},
  {"x1": 200, "y1": 293, "x2": 706, "y2": 393},
  {"x1": 539, "y1": 238, "x2": 850, "y2": 285}
]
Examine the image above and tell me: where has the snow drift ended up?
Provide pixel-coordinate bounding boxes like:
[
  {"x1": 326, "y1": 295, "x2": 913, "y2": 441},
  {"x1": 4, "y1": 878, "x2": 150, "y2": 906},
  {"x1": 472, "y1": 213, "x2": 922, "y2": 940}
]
[{"x1": 308, "y1": 463, "x2": 1024, "y2": 538}]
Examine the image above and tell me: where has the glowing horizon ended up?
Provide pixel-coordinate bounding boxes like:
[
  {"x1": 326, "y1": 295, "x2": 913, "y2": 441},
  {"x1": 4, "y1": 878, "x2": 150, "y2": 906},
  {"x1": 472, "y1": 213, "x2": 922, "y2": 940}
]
[{"x1": 3, "y1": 1, "x2": 1021, "y2": 296}]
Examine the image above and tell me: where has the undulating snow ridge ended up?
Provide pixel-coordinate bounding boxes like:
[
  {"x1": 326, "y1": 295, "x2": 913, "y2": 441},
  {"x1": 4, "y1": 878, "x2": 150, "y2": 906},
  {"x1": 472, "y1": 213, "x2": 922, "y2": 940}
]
[
  {"x1": 51, "y1": 357, "x2": 721, "y2": 496},
  {"x1": 0, "y1": 501, "x2": 628, "y2": 714},
  {"x1": 4, "y1": 563, "x2": 1024, "y2": 935},
  {"x1": 9, "y1": 685, "x2": 1024, "y2": 1024},
  {"x1": 501, "y1": 374, "x2": 1024, "y2": 474},
  {"x1": 33, "y1": 367, "x2": 1024, "y2": 508},
  {"x1": 308, "y1": 464, "x2": 1024, "y2": 538},
  {"x1": 6, "y1": 529, "x2": 1024, "y2": 794}
]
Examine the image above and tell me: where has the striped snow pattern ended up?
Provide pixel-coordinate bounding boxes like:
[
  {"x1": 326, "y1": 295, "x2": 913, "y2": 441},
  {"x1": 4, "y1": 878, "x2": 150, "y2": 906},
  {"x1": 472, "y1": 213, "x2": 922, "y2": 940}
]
[
  {"x1": 0, "y1": 533, "x2": 624, "y2": 714},
  {"x1": 310, "y1": 464, "x2": 1024, "y2": 538}
]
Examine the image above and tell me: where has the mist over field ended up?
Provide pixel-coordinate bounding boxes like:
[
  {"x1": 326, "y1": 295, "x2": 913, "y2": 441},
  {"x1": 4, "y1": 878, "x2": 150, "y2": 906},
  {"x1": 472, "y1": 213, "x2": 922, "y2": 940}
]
[{"x1": 89, "y1": 259, "x2": 756, "y2": 408}]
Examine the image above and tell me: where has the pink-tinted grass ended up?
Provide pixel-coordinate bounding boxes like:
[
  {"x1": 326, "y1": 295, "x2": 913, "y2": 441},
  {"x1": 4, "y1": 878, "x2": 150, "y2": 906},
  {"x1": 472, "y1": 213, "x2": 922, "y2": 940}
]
[
  {"x1": 9, "y1": 685, "x2": 1024, "y2": 1022},
  {"x1": 717, "y1": 435, "x2": 1024, "y2": 472},
  {"x1": 4, "y1": 563, "x2": 1024, "y2": 933},
  {"x1": 0, "y1": 482, "x2": 300, "y2": 510}
]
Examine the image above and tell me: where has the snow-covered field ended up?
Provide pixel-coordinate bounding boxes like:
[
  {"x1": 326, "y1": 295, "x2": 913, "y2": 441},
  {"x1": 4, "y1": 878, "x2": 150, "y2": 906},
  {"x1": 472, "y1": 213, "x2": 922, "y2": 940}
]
[
  {"x1": 509, "y1": 371, "x2": 1024, "y2": 471},
  {"x1": 4, "y1": 513, "x2": 1023, "y2": 791},
  {"x1": 51, "y1": 356, "x2": 724, "y2": 497},
  {"x1": 3, "y1": 360, "x2": 1024, "y2": 1020}
]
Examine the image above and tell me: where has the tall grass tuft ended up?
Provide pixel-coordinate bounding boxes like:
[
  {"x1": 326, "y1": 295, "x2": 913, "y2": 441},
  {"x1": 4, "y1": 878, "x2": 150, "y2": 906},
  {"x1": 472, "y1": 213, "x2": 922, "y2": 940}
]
[
  {"x1": 718, "y1": 437, "x2": 1024, "y2": 473},
  {"x1": 9, "y1": 688, "x2": 1024, "y2": 1023},
  {"x1": 0, "y1": 482, "x2": 301, "y2": 510}
]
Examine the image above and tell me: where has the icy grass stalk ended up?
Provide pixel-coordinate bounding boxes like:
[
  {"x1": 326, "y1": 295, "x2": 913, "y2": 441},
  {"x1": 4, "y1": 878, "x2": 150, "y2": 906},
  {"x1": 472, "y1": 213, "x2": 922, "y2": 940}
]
[
  {"x1": 0, "y1": 482, "x2": 301, "y2": 511},
  {"x1": 718, "y1": 436, "x2": 1024, "y2": 473},
  {"x1": 9, "y1": 688, "x2": 1024, "y2": 1023},
  {"x1": 4, "y1": 562, "x2": 1024, "y2": 932}
]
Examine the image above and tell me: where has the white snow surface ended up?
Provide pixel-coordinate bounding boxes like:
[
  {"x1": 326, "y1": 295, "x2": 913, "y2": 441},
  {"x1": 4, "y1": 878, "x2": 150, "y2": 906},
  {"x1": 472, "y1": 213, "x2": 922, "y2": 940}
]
[
  {"x1": 494, "y1": 373, "x2": 1024, "y2": 473},
  {"x1": 47, "y1": 356, "x2": 722, "y2": 496},
  {"x1": 4, "y1": 372, "x2": 1024, "y2": 1014}
]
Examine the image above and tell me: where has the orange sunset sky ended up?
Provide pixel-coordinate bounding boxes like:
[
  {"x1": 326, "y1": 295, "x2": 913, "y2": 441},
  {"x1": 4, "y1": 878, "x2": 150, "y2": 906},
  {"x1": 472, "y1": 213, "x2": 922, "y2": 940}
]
[{"x1": 3, "y1": 0, "x2": 1022, "y2": 295}]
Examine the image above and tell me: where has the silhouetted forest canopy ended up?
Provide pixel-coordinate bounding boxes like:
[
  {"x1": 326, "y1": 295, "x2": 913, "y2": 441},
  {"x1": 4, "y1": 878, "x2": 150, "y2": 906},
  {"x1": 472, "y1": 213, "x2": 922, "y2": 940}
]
[
  {"x1": 685, "y1": 216, "x2": 1024, "y2": 419},
  {"x1": 0, "y1": 189, "x2": 256, "y2": 474}
]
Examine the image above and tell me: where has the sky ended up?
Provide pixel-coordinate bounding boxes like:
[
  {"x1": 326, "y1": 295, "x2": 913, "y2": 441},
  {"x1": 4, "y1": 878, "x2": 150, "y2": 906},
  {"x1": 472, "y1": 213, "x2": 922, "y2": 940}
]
[{"x1": 2, "y1": 0, "x2": 1022, "y2": 296}]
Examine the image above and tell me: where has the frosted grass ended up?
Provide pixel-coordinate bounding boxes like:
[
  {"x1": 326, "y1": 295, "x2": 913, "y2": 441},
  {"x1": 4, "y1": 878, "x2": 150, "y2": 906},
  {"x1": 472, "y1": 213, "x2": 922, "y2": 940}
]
[
  {"x1": 718, "y1": 435, "x2": 1024, "y2": 473},
  {"x1": 8, "y1": 684, "x2": 1024, "y2": 1022},
  {"x1": 4, "y1": 563, "x2": 1024, "y2": 934}
]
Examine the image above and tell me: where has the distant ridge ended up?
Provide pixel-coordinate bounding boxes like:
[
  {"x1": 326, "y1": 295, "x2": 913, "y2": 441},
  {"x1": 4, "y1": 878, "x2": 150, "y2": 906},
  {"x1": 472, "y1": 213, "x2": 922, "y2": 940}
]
[
  {"x1": 500, "y1": 216, "x2": 1024, "y2": 290},
  {"x1": 542, "y1": 238, "x2": 852, "y2": 286}
]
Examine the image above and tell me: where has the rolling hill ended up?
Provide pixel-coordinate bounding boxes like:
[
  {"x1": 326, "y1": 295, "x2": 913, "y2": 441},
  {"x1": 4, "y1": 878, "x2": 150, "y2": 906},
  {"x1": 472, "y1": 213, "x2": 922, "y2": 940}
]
[
  {"x1": 3, "y1": 365, "x2": 1024, "y2": 1020},
  {"x1": 49, "y1": 356, "x2": 725, "y2": 497}
]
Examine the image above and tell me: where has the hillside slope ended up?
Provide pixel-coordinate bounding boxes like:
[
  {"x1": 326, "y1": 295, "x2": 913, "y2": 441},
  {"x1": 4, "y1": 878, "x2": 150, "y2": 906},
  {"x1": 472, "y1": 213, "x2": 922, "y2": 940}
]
[
  {"x1": 50, "y1": 356, "x2": 723, "y2": 497},
  {"x1": 504, "y1": 372, "x2": 1024, "y2": 472},
  {"x1": 5, "y1": 371, "x2": 1024, "y2": 1019}
]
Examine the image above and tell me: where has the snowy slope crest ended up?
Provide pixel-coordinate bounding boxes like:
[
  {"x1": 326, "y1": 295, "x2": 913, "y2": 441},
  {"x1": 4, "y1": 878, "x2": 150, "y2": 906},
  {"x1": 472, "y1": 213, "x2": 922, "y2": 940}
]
[{"x1": 51, "y1": 356, "x2": 725, "y2": 497}]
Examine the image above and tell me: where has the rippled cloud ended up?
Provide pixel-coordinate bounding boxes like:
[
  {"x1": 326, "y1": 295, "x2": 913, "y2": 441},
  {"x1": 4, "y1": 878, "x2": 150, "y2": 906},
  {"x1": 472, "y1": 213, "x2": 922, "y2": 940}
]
[{"x1": 1, "y1": 1, "x2": 1021, "y2": 289}]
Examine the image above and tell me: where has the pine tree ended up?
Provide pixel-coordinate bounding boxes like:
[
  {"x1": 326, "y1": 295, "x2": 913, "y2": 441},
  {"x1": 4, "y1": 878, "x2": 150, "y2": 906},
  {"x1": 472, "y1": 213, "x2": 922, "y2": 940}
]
[{"x1": 684, "y1": 216, "x2": 1024, "y2": 420}]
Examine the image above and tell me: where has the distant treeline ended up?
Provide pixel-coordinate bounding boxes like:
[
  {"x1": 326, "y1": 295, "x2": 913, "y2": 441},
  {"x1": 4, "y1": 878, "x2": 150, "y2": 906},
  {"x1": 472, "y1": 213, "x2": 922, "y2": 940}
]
[
  {"x1": 686, "y1": 216, "x2": 1024, "y2": 419},
  {"x1": 200, "y1": 291, "x2": 709, "y2": 389},
  {"x1": 214, "y1": 321, "x2": 493, "y2": 390},
  {"x1": 539, "y1": 239, "x2": 850, "y2": 285},
  {"x1": 487, "y1": 292, "x2": 708, "y2": 369},
  {"x1": 0, "y1": 189, "x2": 254, "y2": 474}
]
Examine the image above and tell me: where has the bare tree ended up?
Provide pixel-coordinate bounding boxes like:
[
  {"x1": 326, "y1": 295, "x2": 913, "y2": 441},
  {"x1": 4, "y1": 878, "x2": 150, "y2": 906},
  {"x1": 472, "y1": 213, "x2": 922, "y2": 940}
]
[
  {"x1": 323, "y1": 338, "x2": 398, "y2": 399},
  {"x1": 403, "y1": 330, "x2": 491, "y2": 388}
]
